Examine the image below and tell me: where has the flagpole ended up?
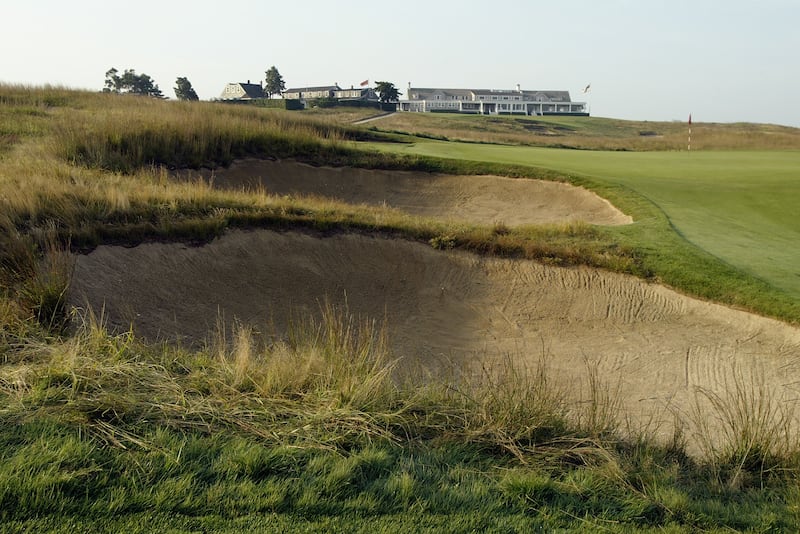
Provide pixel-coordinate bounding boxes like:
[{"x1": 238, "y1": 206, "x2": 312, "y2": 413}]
[
  {"x1": 688, "y1": 113, "x2": 692, "y2": 152},
  {"x1": 582, "y1": 83, "x2": 591, "y2": 115}
]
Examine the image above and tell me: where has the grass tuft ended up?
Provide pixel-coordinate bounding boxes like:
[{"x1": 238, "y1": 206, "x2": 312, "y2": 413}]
[{"x1": 690, "y1": 367, "x2": 796, "y2": 490}]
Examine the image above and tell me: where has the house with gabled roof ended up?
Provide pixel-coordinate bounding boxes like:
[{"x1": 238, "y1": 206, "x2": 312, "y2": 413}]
[
  {"x1": 219, "y1": 81, "x2": 265, "y2": 100},
  {"x1": 399, "y1": 85, "x2": 588, "y2": 116},
  {"x1": 282, "y1": 84, "x2": 379, "y2": 107}
]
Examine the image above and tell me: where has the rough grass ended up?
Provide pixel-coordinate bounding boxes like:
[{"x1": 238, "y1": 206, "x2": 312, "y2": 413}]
[
  {"x1": 49, "y1": 94, "x2": 390, "y2": 172},
  {"x1": 371, "y1": 112, "x2": 800, "y2": 151},
  {"x1": 1, "y1": 295, "x2": 799, "y2": 531}
]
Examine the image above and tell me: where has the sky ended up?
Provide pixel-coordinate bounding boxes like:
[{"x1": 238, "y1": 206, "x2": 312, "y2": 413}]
[{"x1": 3, "y1": 0, "x2": 799, "y2": 126}]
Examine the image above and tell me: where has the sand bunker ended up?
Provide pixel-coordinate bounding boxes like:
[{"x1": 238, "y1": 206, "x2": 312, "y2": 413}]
[
  {"x1": 179, "y1": 159, "x2": 632, "y2": 226},
  {"x1": 70, "y1": 230, "x2": 800, "y2": 444},
  {"x1": 69, "y1": 162, "x2": 800, "y2": 447}
]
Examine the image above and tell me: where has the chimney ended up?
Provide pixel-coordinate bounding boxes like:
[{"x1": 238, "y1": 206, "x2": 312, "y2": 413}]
[
  {"x1": 247, "y1": 79, "x2": 250, "y2": 84},
  {"x1": 516, "y1": 83, "x2": 521, "y2": 92}
]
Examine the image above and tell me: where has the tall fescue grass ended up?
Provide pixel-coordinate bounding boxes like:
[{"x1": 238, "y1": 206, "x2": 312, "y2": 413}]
[
  {"x1": 689, "y1": 368, "x2": 798, "y2": 490},
  {"x1": 0, "y1": 84, "x2": 79, "y2": 107},
  {"x1": 2, "y1": 301, "x2": 583, "y2": 459},
  {"x1": 51, "y1": 96, "x2": 363, "y2": 172}
]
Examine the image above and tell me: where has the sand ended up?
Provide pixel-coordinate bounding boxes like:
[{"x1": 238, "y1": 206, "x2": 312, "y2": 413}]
[{"x1": 177, "y1": 159, "x2": 632, "y2": 227}]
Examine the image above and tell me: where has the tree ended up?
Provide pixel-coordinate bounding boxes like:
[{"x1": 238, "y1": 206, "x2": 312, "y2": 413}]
[
  {"x1": 264, "y1": 66, "x2": 286, "y2": 98},
  {"x1": 374, "y1": 81, "x2": 401, "y2": 103},
  {"x1": 103, "y1": 67, "x2": 164, "y2": 98},
  {"x1": 103, "y1": 68, "x2": 122, "y2": 93},
  {"x1": 174, "y1": 77, "x2": 199, "y2": 101}
]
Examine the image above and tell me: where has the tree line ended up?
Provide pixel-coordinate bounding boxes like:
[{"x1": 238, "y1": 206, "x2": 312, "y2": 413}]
[
  {"x1": 102, "y1": 65, "x2": 401, "y2": 103},
  {"x1": 103, "y1": 68, "x2": 197, "y2": 101}
]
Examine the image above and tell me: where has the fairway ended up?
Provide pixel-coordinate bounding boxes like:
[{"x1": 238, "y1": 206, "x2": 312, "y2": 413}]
[{"x1": 377, "y1": 140, "x2": 800, "y2": 299}]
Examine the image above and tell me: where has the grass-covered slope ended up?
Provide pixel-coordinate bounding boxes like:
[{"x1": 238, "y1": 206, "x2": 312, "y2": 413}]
[
  {"x1": 369, "y1": 112, "x2": 800, "y2": 150},
  {"x1": 2, "y1": 85, "x2": 800, "y2": 532}
]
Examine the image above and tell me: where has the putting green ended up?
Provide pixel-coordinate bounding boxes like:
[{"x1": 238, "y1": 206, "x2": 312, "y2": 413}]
[{"x1": 376, "y1": 140, "x2": 800, "y2": 299}]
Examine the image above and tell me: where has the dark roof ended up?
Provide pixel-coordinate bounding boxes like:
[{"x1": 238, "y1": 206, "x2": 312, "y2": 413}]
[
  {"x1": 470, "y1": 89, "x2": 518, "y2": 96},
  {"x1": 520, "y1": 90, "x2": 572, "y2": 102},
  {"x1": 409, "y1": 88, "x2": 474, "y2": 99},
  {"x1": 284, "y1": 85, "x2": 341, "y2": 93},
  {"x1": 238, "y1": 83, "x2": 265, "y2": 99}
]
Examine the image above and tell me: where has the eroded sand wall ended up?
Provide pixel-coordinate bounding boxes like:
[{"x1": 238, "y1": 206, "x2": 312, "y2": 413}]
[
  {"x1": 178, "y1": 159, "x2": 632, "y2": 226},
  {"x1": 70, "y1": 230, "x2": 800, "y2": 441}
]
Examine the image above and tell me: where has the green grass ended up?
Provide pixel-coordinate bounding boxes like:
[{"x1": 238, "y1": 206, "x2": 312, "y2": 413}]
[{"x1": 3, "y1": 431, "x2": 797, "y2": 532}]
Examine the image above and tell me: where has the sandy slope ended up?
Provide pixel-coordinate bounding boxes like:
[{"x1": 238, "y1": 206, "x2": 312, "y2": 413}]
[
  {"x1": 178, "y1": 159, "x2": 632, "y2": 226},
  {"x1": 70, "y1": 231, "x2": 800, "y2": 442},
  {"x1": 70, "y1": 162, "x2": 800, "y2": 446}
]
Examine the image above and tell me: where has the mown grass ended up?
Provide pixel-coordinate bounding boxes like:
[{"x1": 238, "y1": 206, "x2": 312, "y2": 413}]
[{"x1": 2, "y1": 84, "x2": 800, "y2": 531}]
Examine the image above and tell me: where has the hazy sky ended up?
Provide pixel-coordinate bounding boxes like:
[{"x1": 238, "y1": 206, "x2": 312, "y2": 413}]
[{"x1": 3, "y1": 0, "x2": 798, "y2": 126}]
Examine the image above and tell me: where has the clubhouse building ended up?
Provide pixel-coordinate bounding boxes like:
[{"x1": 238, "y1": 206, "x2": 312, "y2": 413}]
[{"x1": 398, "y1": 85, "x2": 588, "y2": 116}]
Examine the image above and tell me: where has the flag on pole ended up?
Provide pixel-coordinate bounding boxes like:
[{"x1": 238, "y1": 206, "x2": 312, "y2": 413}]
[
  {"x1": 360, "y1": 79, "x2": 369, "y2": 87},
  {"x1": 582, "y1": 83, "x2": 591, "y2": 93}
]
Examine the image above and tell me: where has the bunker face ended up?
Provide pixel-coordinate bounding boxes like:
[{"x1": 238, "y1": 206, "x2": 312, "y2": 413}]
[
  {"x1": 70, "y1": 230, "x2": 800, "y2": 444},
  {"x1": 180, "y1": 159, "x2": 633, "y2": 226}
]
